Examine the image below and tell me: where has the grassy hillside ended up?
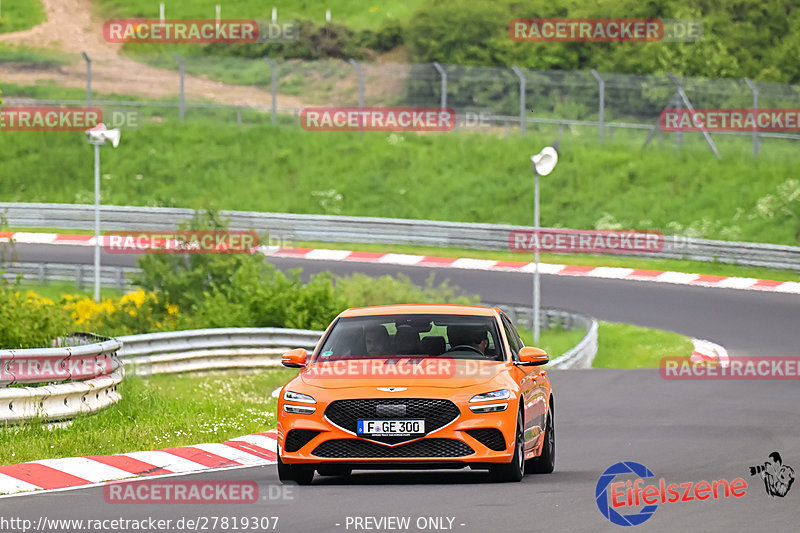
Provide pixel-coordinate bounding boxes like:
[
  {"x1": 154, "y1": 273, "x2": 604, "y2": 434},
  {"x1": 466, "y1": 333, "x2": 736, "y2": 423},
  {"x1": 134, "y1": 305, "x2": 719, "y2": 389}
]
[
  {"x1": 0, "y1": 0, "x2": 45, "y2": 34},
  {"x1": 0, "y1": 113, "x2": 797, "y2": 246}
]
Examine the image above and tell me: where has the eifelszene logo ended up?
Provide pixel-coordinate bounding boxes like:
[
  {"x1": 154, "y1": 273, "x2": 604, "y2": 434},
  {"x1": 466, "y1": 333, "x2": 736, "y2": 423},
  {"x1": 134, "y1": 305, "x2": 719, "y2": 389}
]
[
  {"x1": 749, "y1": 452, "x2": 795, "y2": 498},
  {"x1": 595, "y1": 461, "x2": 747, "y2": 526}
]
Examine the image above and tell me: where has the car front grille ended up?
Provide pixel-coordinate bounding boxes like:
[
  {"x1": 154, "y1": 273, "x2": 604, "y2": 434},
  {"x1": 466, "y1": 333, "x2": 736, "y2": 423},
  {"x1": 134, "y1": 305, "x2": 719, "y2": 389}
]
[
  {"x1": 465, "y1": 428, "x2": 506, "y2": 451},
  {"x1": 311, "y1": 438, "x2": 474, "y2": 458},
  {"x1": 284, "y1": 430, "x2": 321, "y2": 452},
  {"x1": 324, "y1": 398, "x2": 460, "y2": 444}
]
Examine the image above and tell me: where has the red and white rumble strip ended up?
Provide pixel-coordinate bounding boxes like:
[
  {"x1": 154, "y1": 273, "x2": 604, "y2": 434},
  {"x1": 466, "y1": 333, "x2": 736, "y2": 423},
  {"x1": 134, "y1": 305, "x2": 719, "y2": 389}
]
[
  {"x1": 2, "y1": 233, "x2": 799, "y2": 294},
  {"x1": 0, "y1": 431, "x2": 276, "y2": 497}
]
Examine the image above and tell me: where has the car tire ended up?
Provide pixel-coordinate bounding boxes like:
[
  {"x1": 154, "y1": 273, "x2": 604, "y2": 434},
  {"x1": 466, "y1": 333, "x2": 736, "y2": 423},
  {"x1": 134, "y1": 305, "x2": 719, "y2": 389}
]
[
  {"x1": 316, "y1": 465, "x2": 353, "y2": 477},
  {"x1": 488, "y1": 408, "x2": 525, "y2": 483},
  {"x1": 526, "y1": 405, "x2": 555, "y2": 474},
  {"x1": 277, "y1": 454, "x2": 314, "y2": 485}
]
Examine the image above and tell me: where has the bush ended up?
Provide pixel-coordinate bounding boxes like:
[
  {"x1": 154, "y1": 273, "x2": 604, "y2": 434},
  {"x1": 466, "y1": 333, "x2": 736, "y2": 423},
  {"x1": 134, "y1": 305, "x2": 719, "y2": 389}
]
[{"x1": 0, "y1": 280, "x2": 73, "y2": 349}]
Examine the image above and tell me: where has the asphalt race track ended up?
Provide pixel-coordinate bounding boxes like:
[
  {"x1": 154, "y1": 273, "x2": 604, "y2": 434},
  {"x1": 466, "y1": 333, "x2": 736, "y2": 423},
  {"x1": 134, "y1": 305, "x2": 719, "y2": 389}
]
[{"x1": 3, "y1": 243, "x2": 799, "y2": 532}]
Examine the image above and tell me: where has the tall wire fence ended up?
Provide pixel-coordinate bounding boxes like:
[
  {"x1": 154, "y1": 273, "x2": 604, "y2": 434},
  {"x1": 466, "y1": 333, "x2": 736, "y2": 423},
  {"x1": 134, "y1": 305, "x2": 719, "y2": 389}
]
[{"x1": 2, "y1": 52, "x2": 800, "y2": 156}]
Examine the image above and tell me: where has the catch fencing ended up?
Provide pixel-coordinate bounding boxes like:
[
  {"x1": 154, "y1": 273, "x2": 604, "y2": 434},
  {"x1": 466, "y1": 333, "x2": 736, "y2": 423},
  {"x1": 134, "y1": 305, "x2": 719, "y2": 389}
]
[{"x1": 2, "y1": 53, "x2": 800, "y2": 155}]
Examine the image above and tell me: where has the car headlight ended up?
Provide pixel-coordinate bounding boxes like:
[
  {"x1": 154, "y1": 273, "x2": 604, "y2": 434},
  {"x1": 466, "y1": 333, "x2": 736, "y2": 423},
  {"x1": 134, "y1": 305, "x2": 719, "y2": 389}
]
[
  {"x1": 283, "y1": 390, "x2": 316, "y2": 404},
  {"x1": 469, "y1": 389, "x2": 510, "y2": 403},
  {"x1": 284, "y1": 404, "x2": 317, "y2": 414},
  {"x1": 469, "y1": 402, "x2": 508, "y2": 413}
]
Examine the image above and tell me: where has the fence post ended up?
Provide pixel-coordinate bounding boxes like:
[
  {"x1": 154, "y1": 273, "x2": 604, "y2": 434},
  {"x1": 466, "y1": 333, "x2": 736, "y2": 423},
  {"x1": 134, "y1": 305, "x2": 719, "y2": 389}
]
[
  {"x1": 510, "y1": 66, "x2": 526, "y2": 137},
  {"x1": 591, "y1": 69, "x2": 605, "y2": 143},
  {"x1": 348, "y1": 59, "x2": 365, "y2": 108},
  {"x1": 744, "y1": 78, "x2": 760, "y2": 156},
  {"x1": 669, "y1": 73, "x2": 720, "y2": 159},
  {"x1": 173, "y1": 53, "x2": 185, "y2": 120},
  {"x1": 264, "y1": 57, "x2": 278, "y2": 124},
  {"x1": 81, "y1": 52, "x2": 92, "y2": 108},
  {"x1": 432, "y1": 62, "x2": 447, "y2": 110}
]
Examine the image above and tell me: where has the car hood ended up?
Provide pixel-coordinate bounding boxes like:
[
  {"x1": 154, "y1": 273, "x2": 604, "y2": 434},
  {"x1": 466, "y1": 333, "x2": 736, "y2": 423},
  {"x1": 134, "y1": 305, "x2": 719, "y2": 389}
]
[{"x1": 300, "y1": 357, "x2": 506, "y2": 389}]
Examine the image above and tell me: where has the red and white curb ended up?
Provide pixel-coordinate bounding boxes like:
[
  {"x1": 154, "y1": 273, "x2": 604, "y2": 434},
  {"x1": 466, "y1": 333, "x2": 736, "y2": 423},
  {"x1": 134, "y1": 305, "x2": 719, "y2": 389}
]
[
  {"x1": 0, "y1": 431, "x2": 277, "y2": 497},
  {"x1": 269, "y1": 247, "x2": 800, "y2": 294},
  {"x1": 691, "y1": 339, "x2": 731, "y2": 367},
  {"x1": 2, "y1": 232, "x2": 799, "y2": 294}
]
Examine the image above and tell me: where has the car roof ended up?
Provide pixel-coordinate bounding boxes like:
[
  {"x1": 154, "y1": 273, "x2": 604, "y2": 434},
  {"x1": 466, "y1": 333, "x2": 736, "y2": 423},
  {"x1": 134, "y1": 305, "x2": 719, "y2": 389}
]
[{"x1": 339, "y1": 304, "x2": 500, "y2": 318}]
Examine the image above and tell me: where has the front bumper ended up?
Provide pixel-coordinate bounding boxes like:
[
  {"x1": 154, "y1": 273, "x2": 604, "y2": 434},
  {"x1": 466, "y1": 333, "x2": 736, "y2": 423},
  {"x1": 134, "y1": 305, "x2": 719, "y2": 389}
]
[{"x1": 278, "y1": 392, "x2": 518, "y2": 466}]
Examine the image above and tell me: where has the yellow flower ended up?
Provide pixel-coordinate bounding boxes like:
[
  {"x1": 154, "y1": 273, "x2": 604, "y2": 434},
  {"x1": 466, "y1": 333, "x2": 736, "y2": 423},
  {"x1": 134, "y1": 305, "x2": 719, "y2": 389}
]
[
  {"x1": 167, "y1": 304, "x2": 179, "y2": 315},
  {"x1": 120, "y1": 288, "x2": 147, "y2": 307}
]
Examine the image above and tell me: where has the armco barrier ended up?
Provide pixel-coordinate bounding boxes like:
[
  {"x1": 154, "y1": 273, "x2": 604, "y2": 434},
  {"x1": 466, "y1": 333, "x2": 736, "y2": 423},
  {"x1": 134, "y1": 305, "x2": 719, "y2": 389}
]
[
  {"x1": 118, "y1": 327, "x2": 322, "y2": 375},
  {"x1": 3, "y1": 203, "x2": 800, "y2": 270},
  {"x1": 0, "y1": 335, "x2": 123, "y2": 423},
  {"x1": 0, "y1": 308, "x2": 595, "y2": 423}
]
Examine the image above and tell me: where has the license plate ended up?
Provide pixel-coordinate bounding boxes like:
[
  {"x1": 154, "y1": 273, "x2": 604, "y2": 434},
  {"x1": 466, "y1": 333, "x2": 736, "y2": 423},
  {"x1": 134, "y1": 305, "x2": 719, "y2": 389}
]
[{"x1": 357, "y1": 419, "x2": 425, "y2": 436}]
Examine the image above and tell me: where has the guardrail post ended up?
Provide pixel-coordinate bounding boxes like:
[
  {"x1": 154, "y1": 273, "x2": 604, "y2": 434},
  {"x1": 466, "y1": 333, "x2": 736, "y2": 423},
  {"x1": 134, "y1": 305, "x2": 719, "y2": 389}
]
[
  {"x1": 264, "y1": 57, "x2": 277, "y2": 124},
  {"x1": 591, "y1": 69, "x2": 605, "y2": 143},
  {"x1": 744, "y1": 78, "x2": 760, "y2": 156},
  {"x1": 81, "y1": 52, "x2": 92, "y2": 108},
  {"x1": 76, "y1": 264, "x2": 84, "y2": 289},
  {"x1": 432, "y1": 62, "x2": 447, "y2": 110},
  {"x1": 511, "y1": 66, "x2": 526, "y2": 137},
  {"x1": 174, "y1": 53, "x2": 185, "y2": 120}
]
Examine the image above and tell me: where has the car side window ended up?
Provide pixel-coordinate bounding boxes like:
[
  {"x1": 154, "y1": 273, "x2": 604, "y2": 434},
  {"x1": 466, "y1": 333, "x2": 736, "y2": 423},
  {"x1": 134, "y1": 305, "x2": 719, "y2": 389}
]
[{"x1": 500, "y1": 314, "x2": 523, "y2": 360}]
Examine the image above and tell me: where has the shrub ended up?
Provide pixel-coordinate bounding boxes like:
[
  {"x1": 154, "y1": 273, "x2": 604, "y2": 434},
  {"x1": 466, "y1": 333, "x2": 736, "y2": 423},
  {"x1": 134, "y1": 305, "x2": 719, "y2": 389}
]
[{"x1": 0, "y1": 280, "x2": 73, "y2": 349}]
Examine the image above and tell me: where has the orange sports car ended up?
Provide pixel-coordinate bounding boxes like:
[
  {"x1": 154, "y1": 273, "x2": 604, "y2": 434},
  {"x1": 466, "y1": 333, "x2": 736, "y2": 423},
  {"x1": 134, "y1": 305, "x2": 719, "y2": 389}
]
[{"x1": 276, "y1": 304, "x2": 555, "y2": 484}]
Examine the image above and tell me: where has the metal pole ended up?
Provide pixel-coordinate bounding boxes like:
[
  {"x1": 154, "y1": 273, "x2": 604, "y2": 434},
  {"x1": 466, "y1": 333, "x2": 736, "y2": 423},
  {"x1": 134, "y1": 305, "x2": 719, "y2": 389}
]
[
  {"x1": 744, "y1": 78, "x2": 760, "y2": 156},
  {"x1": 511, "y1": 66, "x2": 526, "y2": 137},
  {"x1": 348, "y1": 59, "x2": 364, "y2": 108},
  {"x1": 81, "y1": 52, "x2": 92, "y2": 108},
  {"x1": 93, "y1": 143, "x2": 101, "y2": 302},
  {"x1": 432, "y1": 62, "x2": 447, "y2": 109},
  {"x1": 591, "y1": 69, "x2": 604, "y2": 143},
  {"x1": 174, "y1": 53, "x2": 185, "y2": 120},
  {"x1": 533, "y1": 169, "x2": 540, "y2": 344},
  {"x1": 669, "y1": 73, "x2": 720, "y2": 159},
  {"x1": 265, "y1": 57, "x2": 277, "y2": 124}
]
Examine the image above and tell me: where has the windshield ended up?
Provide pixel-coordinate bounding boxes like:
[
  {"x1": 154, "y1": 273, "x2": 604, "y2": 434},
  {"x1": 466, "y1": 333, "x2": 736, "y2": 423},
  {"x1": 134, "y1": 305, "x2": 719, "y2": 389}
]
[{"x1": 314, "y1": 314, "x2": 504, "y2": 362}]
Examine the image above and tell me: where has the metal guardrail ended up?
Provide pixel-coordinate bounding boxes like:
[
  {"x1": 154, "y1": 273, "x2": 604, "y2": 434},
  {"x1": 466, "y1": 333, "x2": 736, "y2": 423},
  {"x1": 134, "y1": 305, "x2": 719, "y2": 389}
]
[
  {"x1": 0, "y1": 307, "x2": 594, "y2": 423},
  {"x1": 3, "y1": 203, "x2": 800, "y2": 270},
  {"x1": 2, "y1": 262, "x2": 136, "y2": 290},
  {"x1": 118, "y1": 327, "x2": 321, "y2": 375},
  {"x1": 0, "y1": 335, "x2": 123, "y2": 423}
]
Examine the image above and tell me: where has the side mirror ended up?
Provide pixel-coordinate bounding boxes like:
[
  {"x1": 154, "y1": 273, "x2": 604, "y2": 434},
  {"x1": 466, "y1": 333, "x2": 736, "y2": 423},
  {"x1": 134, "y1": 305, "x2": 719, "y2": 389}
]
[
  {"x1": 518, "y1": 347, "x2": 548, "y2": 366},
  {"x1": 282, "y1": 348, "x2": 308, "y2": 368}
]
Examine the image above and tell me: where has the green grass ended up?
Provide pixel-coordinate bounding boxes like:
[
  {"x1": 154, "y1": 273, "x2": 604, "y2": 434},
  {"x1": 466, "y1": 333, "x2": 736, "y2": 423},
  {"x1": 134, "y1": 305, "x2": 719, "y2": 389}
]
[
  {"x1": 0, "y1": 45, "x2": 73, "y2": 65},
  {"x1": 98, "y1": 0, "x2": 423, "y2": 30},
  {"x1": 0, "y1": 367, "x2": 298, "y2": 467},
  {"x1": 0, "y1": 0, "x2": 45, "y2": 34},
  {"x1": 593, "y1": 321, "x2": 693, "y2": 369},
  {"x1": 518, "y1": 325, "x2": 587, "y2": 361},
  {"x1": 1, "y1": 117, "x2": 798, "y2": 247}
]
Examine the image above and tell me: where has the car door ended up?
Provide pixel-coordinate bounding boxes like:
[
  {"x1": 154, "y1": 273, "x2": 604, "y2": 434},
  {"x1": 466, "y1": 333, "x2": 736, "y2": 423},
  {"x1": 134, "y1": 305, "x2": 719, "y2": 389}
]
[{"x1": 500, "y1": 313, "x2": 547, "y2": 452}]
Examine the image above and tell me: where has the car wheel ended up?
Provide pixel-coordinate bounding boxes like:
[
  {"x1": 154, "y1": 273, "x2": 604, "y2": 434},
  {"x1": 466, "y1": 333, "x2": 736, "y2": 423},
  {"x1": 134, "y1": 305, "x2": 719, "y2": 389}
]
[
  {"x1": 316, "y1": 465, "x2": 353, "y2": 477},
  {"x1": 277, "y1": 454, "x2": 314, "y2": 485},
  {"x1": 526, "y1": 405, "x2": 555, "y2": 474},
  {"x1": 488, "y1": 408, "x2": 525, "y2": 482}
]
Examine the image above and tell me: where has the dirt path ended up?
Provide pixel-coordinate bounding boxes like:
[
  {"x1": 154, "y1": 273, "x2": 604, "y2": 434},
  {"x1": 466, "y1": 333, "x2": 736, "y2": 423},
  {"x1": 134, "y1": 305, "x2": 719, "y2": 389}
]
[{"x1": 0, "y1": 0, "x2": 306, "y2": 108}]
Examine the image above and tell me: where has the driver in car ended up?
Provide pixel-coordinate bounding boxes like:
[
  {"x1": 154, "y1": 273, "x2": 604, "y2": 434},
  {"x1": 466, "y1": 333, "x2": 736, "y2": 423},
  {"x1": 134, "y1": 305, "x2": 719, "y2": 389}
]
[
  {"x1": 448, "y1": 326, "x2": 489, "y2": 355},
  {"x1": 364, "y1": 325, "x2": 392, "y2": 355}
]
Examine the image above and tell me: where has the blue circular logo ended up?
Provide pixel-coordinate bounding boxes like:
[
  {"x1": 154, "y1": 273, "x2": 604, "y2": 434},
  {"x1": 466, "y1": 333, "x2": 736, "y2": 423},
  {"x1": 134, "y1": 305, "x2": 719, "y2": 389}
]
[{"x1": 596, "y1": 461, "x2": 658, "y2": 526}]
